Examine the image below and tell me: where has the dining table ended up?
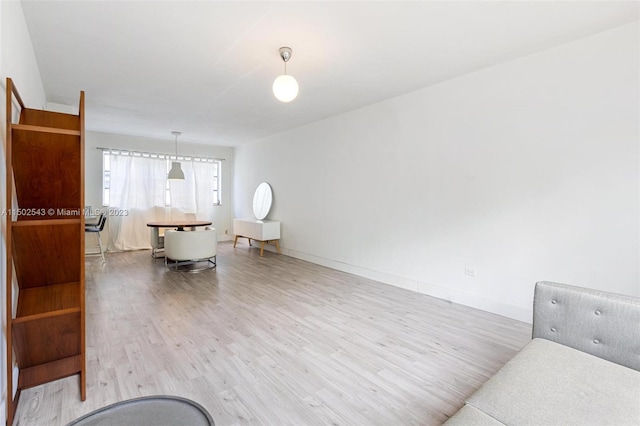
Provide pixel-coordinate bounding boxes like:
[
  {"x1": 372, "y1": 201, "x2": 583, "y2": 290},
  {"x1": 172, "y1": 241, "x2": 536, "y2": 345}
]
[{"x1": 146, "y1": 220, "x2": 212, "y2": 231}]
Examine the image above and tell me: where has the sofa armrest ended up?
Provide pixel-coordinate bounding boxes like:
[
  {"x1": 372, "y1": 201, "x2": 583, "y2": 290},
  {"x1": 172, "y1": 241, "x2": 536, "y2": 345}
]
[{"x1": 533, "y1": 281, "x2": 640, "y2": 371}]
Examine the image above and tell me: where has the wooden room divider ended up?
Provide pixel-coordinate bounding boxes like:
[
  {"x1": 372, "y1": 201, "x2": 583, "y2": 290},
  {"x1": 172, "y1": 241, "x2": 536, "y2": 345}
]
[{"x1": 4, "y1": 78, "x2": 86, "y2": 425}]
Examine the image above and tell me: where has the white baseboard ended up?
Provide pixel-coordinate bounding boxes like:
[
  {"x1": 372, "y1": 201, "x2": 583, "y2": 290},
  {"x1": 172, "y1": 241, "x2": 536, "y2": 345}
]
[{"x1": 282, "y1": 246, "x2": 532, "y2": 323}]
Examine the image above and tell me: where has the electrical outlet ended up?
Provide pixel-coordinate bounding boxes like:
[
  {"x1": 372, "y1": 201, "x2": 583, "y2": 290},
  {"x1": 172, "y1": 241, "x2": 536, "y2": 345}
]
[
  {"x1": 465, "y1": 268, "x2": 476, "y2": 277},
  {"x1": 225, "y1": 229, "x2": 228, "y2": 234}
]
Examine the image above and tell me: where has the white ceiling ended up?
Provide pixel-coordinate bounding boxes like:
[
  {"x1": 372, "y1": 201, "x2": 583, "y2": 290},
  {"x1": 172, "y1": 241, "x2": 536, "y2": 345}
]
[{"x1": 21, "y1": 1, "x2": 639, "y2": 147}]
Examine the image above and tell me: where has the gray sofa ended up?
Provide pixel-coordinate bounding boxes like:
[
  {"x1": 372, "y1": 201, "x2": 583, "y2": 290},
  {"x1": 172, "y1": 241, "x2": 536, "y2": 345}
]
[{"x1": 444, "y1": 281, "x2": 640, "y2": 425}]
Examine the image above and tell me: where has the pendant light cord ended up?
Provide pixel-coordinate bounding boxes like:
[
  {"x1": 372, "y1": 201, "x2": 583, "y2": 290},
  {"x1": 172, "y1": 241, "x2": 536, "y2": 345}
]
[{"x1": 172, "y1": 131, "x2": 181, "y2": 157}]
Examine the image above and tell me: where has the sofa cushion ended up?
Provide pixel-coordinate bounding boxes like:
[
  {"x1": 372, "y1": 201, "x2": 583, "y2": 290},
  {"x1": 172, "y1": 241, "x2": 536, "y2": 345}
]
[
  {"x1": 467, "y1": 338, "x2": 640, "y2": 426},
  {"x1": 533, "y1": 281, "x2": 640, "y2": 371},
  {"x1": 444, "y1": 404, "x2": 505, "y2": 425}
]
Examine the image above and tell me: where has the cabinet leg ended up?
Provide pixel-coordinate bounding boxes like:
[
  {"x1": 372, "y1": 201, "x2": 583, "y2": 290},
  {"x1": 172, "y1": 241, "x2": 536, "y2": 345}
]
[
  {"x1": 80, "y1": 369, "x2": 86, "y2": 401},
  {"x1": 260, "y1": 241, "x2": 265, "y2": 256},
  {"x1": 233, "y1": 235, "x2": 239, "y2": 248},
  {"x1": 275, "y1": 240, "x2": 281, "y2": 254}
]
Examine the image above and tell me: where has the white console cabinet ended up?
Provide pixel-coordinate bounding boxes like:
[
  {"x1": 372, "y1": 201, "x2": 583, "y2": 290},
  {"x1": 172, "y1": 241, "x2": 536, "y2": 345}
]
[{"x1": 233, "y1": 219, "x2": 281, "y2": 256}]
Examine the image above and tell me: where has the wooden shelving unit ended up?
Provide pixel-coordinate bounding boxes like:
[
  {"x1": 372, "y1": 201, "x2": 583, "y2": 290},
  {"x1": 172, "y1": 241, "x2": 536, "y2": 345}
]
[{"x1": 5, "y1": 78, "x2": 86, "y2": 425}]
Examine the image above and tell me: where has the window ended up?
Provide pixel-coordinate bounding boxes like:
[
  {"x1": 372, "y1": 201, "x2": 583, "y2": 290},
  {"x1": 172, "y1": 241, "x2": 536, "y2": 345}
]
[
  {"x1": 103, "y1": 153, "x2": 110, "y2": 206},
  {"x1": 211, "y1": 159, "x2": 221, "y2": 206},
  {"x1": 102, "y1": 150, "x2": 222, "y2": 207}
]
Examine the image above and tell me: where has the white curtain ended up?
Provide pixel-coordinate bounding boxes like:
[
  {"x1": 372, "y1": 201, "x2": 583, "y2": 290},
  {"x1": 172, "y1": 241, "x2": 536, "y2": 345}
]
[
  {"x1": 168, "y1": 161, "x2": 196, "y2": 214},
  {"x1": 107, "y1": 153, "x2": 217, "y2": 251},
  {"x1": 108, "y1": 154, "x2": 167, "y2": 250},
  {"x1": 169, "y1": 160, "x2": 217, "y2": 221},
  {"x1": 193, "y1": 161, "x2": 216, "y2": 221}
]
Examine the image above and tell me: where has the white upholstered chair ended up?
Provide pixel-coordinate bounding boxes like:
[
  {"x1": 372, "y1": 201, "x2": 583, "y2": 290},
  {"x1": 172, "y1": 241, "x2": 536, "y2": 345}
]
[{"x1": 164, "y1": 227, "x2": 217, "y2": 271}]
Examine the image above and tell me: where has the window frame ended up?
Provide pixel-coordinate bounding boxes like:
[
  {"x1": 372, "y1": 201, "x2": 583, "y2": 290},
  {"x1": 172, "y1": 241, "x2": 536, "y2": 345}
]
[{"x1": 102, "y1": 150, "x2": 222, "y2": 207}]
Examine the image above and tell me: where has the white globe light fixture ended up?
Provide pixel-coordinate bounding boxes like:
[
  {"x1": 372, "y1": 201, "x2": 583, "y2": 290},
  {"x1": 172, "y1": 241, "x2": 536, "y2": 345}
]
[{"x1": 273, "y1": 47, "x2": 298, "y2": 102}]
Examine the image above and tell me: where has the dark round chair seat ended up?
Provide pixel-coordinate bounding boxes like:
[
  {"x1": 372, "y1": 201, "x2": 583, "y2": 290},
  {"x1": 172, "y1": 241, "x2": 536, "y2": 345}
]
[{"x1": 67, "y1": 395, "x2": 215, "y2": 426}]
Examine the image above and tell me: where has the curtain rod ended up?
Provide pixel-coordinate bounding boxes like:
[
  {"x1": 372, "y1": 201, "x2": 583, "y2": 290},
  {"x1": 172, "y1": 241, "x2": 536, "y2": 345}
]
[{"x1": 96, "y1": 146, "x2": 225, "y2": 161}]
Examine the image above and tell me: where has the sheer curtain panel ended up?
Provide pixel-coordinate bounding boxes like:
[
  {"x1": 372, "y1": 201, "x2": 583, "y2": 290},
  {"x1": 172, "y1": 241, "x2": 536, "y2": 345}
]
[
  {"x1": 105, "y1": 151, "x2": 218, "y2": 251},
  {"x1": 108, "y1": 154, "x2": 167, "y2": 250}
]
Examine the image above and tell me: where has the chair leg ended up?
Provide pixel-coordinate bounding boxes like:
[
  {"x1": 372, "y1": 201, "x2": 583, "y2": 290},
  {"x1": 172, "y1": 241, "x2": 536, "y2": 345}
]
[
  {"x1": 165, "y1": 256, "x2": 178, "y2": 271},
  {"x1": 97, "y1": 232, "x2": 105, "y2": 263}
]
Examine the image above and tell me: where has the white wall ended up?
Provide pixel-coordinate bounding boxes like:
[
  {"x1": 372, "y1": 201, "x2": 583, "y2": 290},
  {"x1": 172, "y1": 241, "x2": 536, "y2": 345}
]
[
  {"x1": 85, "y1": 131, "x2": 235, "y2": 244},
  {"x1": 0, "y1": 0, "x2": 48, "y2": 420},
  {"x1": 234, "y1": 22, "x2": 640, "y2": 323}
]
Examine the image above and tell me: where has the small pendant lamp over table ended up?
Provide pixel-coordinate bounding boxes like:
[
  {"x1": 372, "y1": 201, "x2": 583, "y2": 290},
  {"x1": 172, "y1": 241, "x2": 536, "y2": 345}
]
[
  {"x1": 273, "y1": 47, "x2": 299, "y2": 102},
  {"x1": 168, "y1": 131, "x2": 185, "y2": 180}
]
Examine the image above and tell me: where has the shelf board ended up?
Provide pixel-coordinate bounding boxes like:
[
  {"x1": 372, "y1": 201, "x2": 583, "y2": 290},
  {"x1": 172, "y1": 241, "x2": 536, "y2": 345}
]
[
  {"x1": 12, "y1": 310, "x2": 81, "y2": 367},
  {"x1": 16, "y1": 281, "x2": 81, "y2": 318},
  {"x1": 12, "y1": 124, "x2": 81, "y2": 136},
  {"x1": 11, "y1": 129, "x2": 81, "y2": 210},
  {"x1": 18, "y1": 355, "x2": 82, "y2": 390},
  {"x1": 12, "y1": 218, "x2": 81, "y2": 226},
  {"x1": 13, "y1": 307, "x2": 80, "y2": 324},
  {"x1": 19, "y1": 108, "x2": 80, "y2": 131},
  {"x1": 12, "y1": 224, "x2": 82, "y2": 289}
]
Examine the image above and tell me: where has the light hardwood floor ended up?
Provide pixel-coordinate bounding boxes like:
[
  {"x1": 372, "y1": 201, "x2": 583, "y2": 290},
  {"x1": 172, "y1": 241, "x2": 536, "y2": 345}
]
[{"x1": 14, "y1": 242, "x2": 531, "y2": 425}]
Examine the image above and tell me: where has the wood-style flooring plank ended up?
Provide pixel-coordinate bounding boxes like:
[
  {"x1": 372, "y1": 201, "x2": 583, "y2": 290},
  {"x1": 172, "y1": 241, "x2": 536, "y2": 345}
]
[{"x1": 14, "y1": 242, "x2": 531, "y2": 425}]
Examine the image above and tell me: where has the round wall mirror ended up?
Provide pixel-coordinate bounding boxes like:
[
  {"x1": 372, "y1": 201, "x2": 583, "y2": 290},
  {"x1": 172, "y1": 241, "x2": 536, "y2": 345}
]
[{"x1": 252, "y1": 182, "x2": 273, "y2": 220}]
